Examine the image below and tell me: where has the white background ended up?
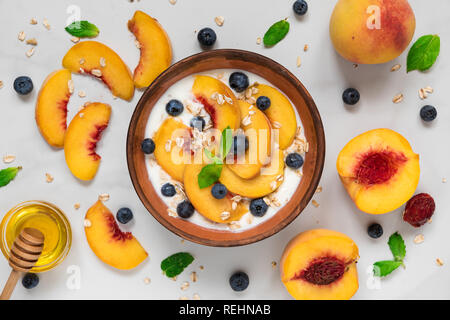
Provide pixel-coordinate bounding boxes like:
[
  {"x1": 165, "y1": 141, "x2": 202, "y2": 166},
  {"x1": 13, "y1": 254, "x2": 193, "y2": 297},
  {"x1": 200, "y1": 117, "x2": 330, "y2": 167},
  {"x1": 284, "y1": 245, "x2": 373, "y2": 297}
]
[{"x1": 0, "y1": 0, "x2": 449, "y2": 300}]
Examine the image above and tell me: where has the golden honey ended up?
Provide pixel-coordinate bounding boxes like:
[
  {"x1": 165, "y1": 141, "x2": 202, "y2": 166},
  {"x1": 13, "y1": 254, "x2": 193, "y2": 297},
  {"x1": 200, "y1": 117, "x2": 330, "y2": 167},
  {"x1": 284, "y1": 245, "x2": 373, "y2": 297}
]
[{"x1": 0, "y1": 201, "x2": 72, "y2": 272}]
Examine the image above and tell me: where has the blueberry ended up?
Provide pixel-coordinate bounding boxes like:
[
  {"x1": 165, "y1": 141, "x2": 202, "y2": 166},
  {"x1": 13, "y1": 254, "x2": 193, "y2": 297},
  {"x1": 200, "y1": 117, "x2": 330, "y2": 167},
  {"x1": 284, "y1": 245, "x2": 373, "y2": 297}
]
[
  {"x1": 249, "y1": 198, "x2": 269, "y2": 217},
  {"x1": 166, "y1": 99, "x2": 184, "y2": 116},
  {"x1": 233, "y1": 135, "x2": 249, "y2": 156},
  {"x1": 177, "y1": 200, "x2": 194, "y2": 219},
  {"x1": 141, "y1": 138, "x2": 155, "y2": 154},
  {"x1": 367, "y1": 223, "x2": 383, "y2": 239},
  {"x1": 161, "y1": 183, "x2": 176, "y2": 197},
  {"x1": 22, "y1": 273, "x2": 39, "y2": 289},
  {"x1": 229, "y1": 72, "x2": 249, "y2": 93},
  {"x1": 420, "y1": 105, "x2": 437, "y2": 122},
  {"x1": 14, "y1": 76, "x2": 33, "y2": 95},
  {"x1": 197, "y1": 28, "x2": 217, "y2": 47},
  {"x1": 190, "y1": 116, "x2": 206, "y2": 131},
  {"x1": 211, "y1": 183, "x2": 228, "y2": 199},
  {"x1": 256, "y1": 96, "x2": 271, "y2": 111},
  {"x1": 116, "y1": 207, "x2": 133, "y2": 224},
  {"x1": 342, "y1": 88, "x2": 360, "y2": 105},
  {"x1": 285, "y1": 153, "x2": 304, "y2": 169},
  {"x1": 229, "y1": 272, "x2": 249, "y2": 292},
  {"x1": 293, "y1": 0, "x2": 308, "y2": 15}
]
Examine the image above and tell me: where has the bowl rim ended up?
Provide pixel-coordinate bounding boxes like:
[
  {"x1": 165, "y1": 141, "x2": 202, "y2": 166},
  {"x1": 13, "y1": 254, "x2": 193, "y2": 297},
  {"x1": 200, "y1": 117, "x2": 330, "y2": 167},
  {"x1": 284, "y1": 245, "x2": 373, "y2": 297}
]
[{"x1": 127, "y1": 49, "x2": 325, "y2": 247}]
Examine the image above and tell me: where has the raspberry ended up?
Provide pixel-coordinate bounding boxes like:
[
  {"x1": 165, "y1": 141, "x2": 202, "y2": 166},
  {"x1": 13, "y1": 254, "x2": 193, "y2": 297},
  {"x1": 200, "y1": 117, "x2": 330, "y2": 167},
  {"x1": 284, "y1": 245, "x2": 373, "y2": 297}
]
[{"x1": 403, "y1": 193, "x2": 435, "y2": 227}]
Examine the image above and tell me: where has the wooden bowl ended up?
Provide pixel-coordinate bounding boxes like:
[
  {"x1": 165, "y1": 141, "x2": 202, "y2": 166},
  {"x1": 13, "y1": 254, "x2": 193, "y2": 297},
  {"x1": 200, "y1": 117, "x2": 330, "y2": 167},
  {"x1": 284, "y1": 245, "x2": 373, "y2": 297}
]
[{"x1": 127, "y1": 49, "x2": 325, "y2": 247}]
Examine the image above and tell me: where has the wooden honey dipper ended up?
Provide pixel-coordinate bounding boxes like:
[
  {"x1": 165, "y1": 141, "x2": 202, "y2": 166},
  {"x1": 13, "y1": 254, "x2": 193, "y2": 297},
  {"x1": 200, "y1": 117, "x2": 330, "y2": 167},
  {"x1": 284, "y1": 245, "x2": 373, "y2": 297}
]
[{"x1": 0, "y1": 228, "x2": 44, "y2": 300}]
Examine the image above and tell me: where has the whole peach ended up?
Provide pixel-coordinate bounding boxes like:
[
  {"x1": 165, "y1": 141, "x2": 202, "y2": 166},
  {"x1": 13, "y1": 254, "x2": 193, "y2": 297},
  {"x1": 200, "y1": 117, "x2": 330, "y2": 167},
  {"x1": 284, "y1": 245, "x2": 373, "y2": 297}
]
[{"x1": 330, "y1": 0, "x2": 416, "y2": 64}]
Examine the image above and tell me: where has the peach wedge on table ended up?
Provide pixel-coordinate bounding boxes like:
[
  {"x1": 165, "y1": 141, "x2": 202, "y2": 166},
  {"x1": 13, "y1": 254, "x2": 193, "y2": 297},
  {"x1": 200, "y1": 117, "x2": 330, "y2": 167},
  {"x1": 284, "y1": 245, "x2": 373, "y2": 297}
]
[
  {"x1": 85, "y1": 201, "x2": 148, "y2": 270},
  {"x1": 281, "y1": 229, "x2": 359, "y2": 300},
  {"x1": 192, "y1": 75, "x2": 241, "y2": 132},
  {"x1": 62, "y1": 41, "x2": 134, "y2": 101},
  {"x1": 227, "y1": 100, "x2": 272, "y2": 179},
  {"x1": 153, "y1": 118, "x2": 192, "y2": 182},
  {"x1": 183, "y1": 163, "x2": 248, "y2": 224},
  {"x1": 35, "y1": 69, "x2": 72, "y2": 148},
  {"x1": 128, "y1": 10, "x2": 173, "y2": 88},
  {"x1": 337, "y1": 128, "x2": 420, "y2": 214},
  {"x1": 219, "y1": 150, "x2": 285, "y2": 198},
  {"x1": 64, "y1": 102, "x2": 111, "y2": 181},
  {"x1": 250, "y1": 83, "x2": 297, "y2": 150}
]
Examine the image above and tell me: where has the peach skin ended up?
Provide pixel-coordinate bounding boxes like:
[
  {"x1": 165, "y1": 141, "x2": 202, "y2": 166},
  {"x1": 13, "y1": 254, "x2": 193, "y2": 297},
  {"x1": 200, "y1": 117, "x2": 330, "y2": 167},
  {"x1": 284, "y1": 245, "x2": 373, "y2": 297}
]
[
  {"x1": 128, "y1": 10, "x2": 173, "y2": 88},
  {"x1": 330, "y1": 0, "x2": 416, "y2": 64},
  {"x1": 64, "y1": 102, "x2": 111, "y2": 181},
  {"x1": 62, "y1": 41, "x2": 134, "y2": 101},
  {"x1": 85, "y1": 201, "x2": 148, "y2": 270},
  {"x1": 337, "y1": 128, "x2": 420, "y2": 214},
  {"x1": 281, "y1": 229, "x2": 359, "y2": 300},
  {"x1": 35, "y1": 69, "x2": 72, "y2": 148}
]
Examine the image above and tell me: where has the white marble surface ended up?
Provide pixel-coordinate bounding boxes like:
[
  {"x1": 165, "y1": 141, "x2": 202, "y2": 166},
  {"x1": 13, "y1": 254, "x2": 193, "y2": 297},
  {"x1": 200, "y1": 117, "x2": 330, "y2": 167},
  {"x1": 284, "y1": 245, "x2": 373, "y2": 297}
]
[{"x1": 0, "y1": 0, "x2": 449, "y2": 300}]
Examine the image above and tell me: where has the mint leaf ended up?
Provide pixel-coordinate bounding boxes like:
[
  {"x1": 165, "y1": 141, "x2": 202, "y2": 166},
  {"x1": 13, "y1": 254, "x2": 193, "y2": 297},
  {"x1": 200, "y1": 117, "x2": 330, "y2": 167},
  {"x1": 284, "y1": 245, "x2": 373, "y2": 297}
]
[
  {"x1": 388, "y1": 232, "x2": 406, "y2": 261},
  {"x1": 263, "y1": 19, "x2": 290, "y2": 46},
  {"x1": 204, "y1": 149, "x2": 222, "y2": 164},
  {"x1": 220, "y1": 126, "x2": 233, "y2": 159},
  {"x1": 373, "y1": 260, "x2": 403, "y2": 277},
  {"x1": 407, "y1": 35, "x2": 440, "y2": 72},
  {"x1": 161, "y1": 252, "x2": 194, "y2": 278},
  {"x1": 198, "y1": 163, "x2": 223, "y2": 189},
  {"x1": 65, "y1": 21, "x2": 99, "y2": 38},
  {"x1": 0, "y1": 166, "x2": 21, "y2": 188}
]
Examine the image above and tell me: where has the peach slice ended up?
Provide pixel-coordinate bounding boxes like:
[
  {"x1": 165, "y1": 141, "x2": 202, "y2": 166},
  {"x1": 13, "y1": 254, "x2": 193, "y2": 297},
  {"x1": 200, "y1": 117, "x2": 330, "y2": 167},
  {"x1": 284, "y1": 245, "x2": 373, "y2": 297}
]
[
  {"x1": 128, "y1": 10, "x2": 173, "y2": 88},
  {"x1": 219, "y1": 150, "x2": 285, "y2": 198},
  {"x1": 281, "y1": 229, "x2": 359, "y2": 300},
  {"x1": 85, "y1": 200, "x2": 148, "y2": 270},
  {"x1": 337, "y1": 128, "x2": 420, "y2": 214},
  {"x1": 192, "y1": 75, "x2": 241, "y2": 132},
  {"x1": 251, "y1": 83, "x2": 297, "y2": 150},
  {"x1": 35, "y1": 69, "x2": 72, "y2": 148},
  {"x1": 154, "y1": 118, "x2": 192, "y2": 182},
  {"x1": 62, "y1": 41, "x2": 134, "y2": 101},
  {"x1": 183, "y1": 163, "x2": 248, "y2": 223},
  {"x1": 64, "y1": 102, "x2": 111, "y2": 181},
  {"x1": 227, "y1": 100, "x2": 272, "y2": 179}
]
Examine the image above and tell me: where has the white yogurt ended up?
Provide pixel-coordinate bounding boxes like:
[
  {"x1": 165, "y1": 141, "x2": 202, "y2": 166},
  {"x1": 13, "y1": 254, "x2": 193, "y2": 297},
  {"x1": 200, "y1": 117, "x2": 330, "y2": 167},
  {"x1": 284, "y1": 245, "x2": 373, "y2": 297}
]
[{"x1": 145, "y1": 69, "x2": 307, "y2": 232}]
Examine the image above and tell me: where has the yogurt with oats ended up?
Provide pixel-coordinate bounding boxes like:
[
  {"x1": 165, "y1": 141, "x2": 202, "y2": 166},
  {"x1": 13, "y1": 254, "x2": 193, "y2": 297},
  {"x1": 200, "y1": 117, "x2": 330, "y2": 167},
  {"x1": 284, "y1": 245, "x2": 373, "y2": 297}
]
[{"x1": 144, "y1": 69, "x2": 307, "y2": 232}]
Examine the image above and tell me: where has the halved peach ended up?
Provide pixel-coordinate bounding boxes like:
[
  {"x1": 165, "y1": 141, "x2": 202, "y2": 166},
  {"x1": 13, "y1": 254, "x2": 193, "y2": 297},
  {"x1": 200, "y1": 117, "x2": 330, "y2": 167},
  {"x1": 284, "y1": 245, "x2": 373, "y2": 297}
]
[
  {"x1": 251, "y1": 83, "x2": 297, "y2": 150},
  {"x1": 192, "y1": 75, "x2": 241, "y2": 132},
  {"x1": 85, "y1": 200, "x2": 148, "y2": 270},
  {"x1": 128, "y1": 10, "x2": 172, "y2": 88},
  {"x1": 281, "y1": 229, "x2": 359, "y2": 300},
  {"x1": 337, "y1": 128, "x2": 420, "y2": 214},
  {"x1": 62, "y1": 41, "x2": 134, "y2": 101},
  {"x1": 219, "y1": 150, "x2": 285, "y2": 198},
  {"x1": 35, "y1": 69, "x2": 72, "y2": 148},
  {"x1": 154, "y1": 118, "x2": 192, "y2": 182},
  {"x1": 64, "y1": 102, "x2": 111, "y2": 181},
  {"x1": 183, "y1": 163, "x2": 248, "y2": 223},
  {"x1": 227, "y1": 100, "x2": 272, "y2": 179}
]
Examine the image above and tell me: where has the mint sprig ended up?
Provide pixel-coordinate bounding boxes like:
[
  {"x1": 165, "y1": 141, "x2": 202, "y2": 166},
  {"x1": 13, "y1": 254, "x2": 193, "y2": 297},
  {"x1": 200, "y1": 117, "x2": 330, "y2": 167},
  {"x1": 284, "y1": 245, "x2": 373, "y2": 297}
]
[
  {"x1": 65, "y1": 20, "x2": 100, "y2": 38},
  {"x1": 161, "y1": 252, "x2": 194, "y2": 278},
  {"x1": 0, "y1": 166, "x2": 22, "y2": 188},
  {"x1": 373, "y1": 232, "x2": 406, "y2": 277},
  {"x1": 263, "y1": 19, "x2": 290, "y2": 46},
  {"x1": 407, "y1": 34, "x2": 440, "y2": 72},
  {"x1": 197, "y1": 126, "x2": 233, "y2": 189}
]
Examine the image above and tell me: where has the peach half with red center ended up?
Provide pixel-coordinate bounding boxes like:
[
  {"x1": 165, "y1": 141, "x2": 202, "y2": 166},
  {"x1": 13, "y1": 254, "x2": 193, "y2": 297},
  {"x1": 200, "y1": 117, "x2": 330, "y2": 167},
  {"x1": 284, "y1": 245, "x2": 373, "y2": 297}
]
[
  {"x1": 64, "y1": 102, "x2": 111, "y2": 181},
  {"x1": 35, "y1": 69, "x2": 72, "y2": 148},
  {"x1": 62, "y1": 41, "x2": 134, "y2": 101},
  {"x1": 85, "y1": 200, "x2": 148, "y2": 270},
  {"x1": 128, "y1": 10, "x2": 173, "y2": 88},
  {"x1": 337, "y1": 128, "x2": 420, "y2": 214},
  {"x1": 281, "y1": 229, "x2": 359, "y2": 300}
]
